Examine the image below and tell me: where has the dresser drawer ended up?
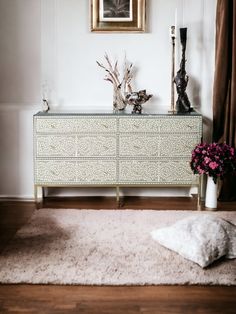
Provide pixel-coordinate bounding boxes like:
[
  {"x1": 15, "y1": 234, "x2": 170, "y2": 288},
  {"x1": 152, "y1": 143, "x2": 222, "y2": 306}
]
[
  {"x1": 77, "y1": 160, "x2": 116, "y2": 183},
  {"x1": 76, "y1": 118, "x2": 117, "y2": 133},
  {"x1": 35, "y1": 117, "x2": 117, "y2": 133},
  {"x1": 159, "y1": 160, "x2": 193, "y2": 184},
  {"x1": 77, "y1": 135, "x2": 116, "y2": 157},
  {"x1": 119, "y1": 134, "x2": 200, "y2": 158},
  {"x1": 159, "y1": 134, "x2": 201, "y2": 157},
  {"x1": 36, "y1": 135, "x2": 77, "y2": 157},
  {"x1": 119, "y1": 160, "x2": 159, "y2": 183},
  {"x1": 118, "y1": 159, "x2": 194, "y2": 184},
  {"x1": 159, "y1": 117, "x2": 202, "y2": 133},
  {"x1": 35, "y1": 118, "x2": 77, "y2": 133},
  {"x1": 119, "y1": 118, "x2": 160, "y2": 133},
  {"x1": 35, "y1": 135, "x2": 117, "y2": 158},
  {"x1": 35, "y1": 160, "x2": 77, "y2": 183},
  {"x1": 119, "y1": 135, "x2": 159, "y2": 157},
  {"x1": 35, "y1": 160, "x2": 117, "y2": 184},
  {"x1": 119, "y1": 117, "x2": 201, "y2": 133}
]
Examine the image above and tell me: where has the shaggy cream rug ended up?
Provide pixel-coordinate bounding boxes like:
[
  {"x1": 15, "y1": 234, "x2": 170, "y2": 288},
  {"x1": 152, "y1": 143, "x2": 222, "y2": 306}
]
[{"x1": 0, "y1": 209, "x2": 235, "y2": 285}]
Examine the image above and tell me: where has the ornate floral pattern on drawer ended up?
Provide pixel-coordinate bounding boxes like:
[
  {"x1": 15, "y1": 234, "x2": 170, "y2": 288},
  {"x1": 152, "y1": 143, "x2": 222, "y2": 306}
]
[
  {"x1": 77, "y1": 161, "x2": 116, "y2": 183},
  {"x1": 119, "y1": 135, "x2": 159, "y2": 157},
  {"x1": 77, "y1": 135, "x2": 116, "y2": 157},
  {"x1": 36, "y1": 117, "x2": 117, "y2": 133},
  {"x1": 76, "y1": 118, "x2": 117, "y2": 133},
  {"x1": 159, "y1": 117, "x2": 202, "y2": 133},
  {"x1": 159, "y1": 160, "x2": 193, "y2": 184},
  {"x1": 159, "y1": 134, "x2": 201, "y2": 157},
  {"x1": 35, "y1": 160, "x2": 77, "y2": 183},
  {"x1": 119, "y1": 118, "x2": 161, "y2": 133},
  {"x1": 36, "y1": 118, "x2": 78, "y2": 133},
  {"x1": 119, "y1": 160, "x2": 159, "y2": 183},
  {"x1": 36, "y1": 135, "x2": 77, "y2": 157}
]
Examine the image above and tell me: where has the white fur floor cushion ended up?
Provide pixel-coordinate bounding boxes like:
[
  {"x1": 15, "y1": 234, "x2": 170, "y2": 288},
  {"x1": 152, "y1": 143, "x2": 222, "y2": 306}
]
[{"x1": 151, "y1": 214, "x2": 236, "y2": 268}]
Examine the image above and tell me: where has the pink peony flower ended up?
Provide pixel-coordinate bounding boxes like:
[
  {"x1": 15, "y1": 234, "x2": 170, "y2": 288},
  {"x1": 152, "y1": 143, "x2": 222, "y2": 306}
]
[
  {"x1": 197, "y1": 166, "x2": 205, "y2": 174},
  {"x1": 209, "y1": 162, "x2": 219, "y2": 170}
]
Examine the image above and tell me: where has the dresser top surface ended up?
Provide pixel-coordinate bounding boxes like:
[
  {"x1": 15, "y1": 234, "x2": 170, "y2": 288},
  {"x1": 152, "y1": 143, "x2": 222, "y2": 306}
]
[{"x1": 34, "y1": 110, "x2": 201, "y2": 117}]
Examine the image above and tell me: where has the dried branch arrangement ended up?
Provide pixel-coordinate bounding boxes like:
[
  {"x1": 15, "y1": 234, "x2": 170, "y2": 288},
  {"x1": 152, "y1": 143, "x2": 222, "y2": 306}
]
[
  {"x1": 96, "y1": 54, "x2": 133, "y2": 111},
  {"x1": 97, "y1": 53, "x2": 152, "y2": 114}
]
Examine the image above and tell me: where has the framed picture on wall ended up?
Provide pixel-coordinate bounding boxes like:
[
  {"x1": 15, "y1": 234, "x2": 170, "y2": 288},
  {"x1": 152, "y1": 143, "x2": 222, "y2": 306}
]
[{"x1": 91, "y1": 0, "x2": 146, "y2": 32}]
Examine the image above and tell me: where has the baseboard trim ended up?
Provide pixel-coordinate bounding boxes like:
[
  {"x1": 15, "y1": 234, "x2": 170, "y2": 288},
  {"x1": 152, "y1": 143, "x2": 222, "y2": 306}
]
[{"x1": 0, "y1": 197, "x2": 34, "y2": 202}]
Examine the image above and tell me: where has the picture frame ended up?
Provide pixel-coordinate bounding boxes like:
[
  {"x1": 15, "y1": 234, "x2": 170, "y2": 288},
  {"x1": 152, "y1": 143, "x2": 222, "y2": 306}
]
[{"x1": 91, "y1": 0, "x2": 146, "y2": 33}]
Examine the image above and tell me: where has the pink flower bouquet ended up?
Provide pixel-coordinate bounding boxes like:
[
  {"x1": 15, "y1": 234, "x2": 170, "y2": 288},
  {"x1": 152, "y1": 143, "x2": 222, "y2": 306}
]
[{"x1": 190, "y1": 142, "x2": 236, "y2": 183}]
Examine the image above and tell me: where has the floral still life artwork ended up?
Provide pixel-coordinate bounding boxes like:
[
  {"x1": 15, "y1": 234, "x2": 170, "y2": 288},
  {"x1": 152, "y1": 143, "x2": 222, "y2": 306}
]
[{"x1": 190, "y1": 142, "x2": 236, "y2": 183}]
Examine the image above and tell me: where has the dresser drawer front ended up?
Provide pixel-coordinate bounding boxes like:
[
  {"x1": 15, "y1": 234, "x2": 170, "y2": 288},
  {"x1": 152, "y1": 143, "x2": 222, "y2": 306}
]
[
  {"x1": 159, "y1": 160, "x2": 193, "y2": 184},
  {"x1": 36, "y1": 135, "x2": 117, "y2": 158},
  {"x1": 159, "y1": 117, "x2": 202, "y2": 133},
  {"x1": 119, "y1": 117, "x2": 201, "y2": 134},
  {"x1": 119, "y1": 135, "x2": 159, "y2": 157},
  {"x1": 35, "y1": 118, "x2": 77, "y2": 133},
  {"x1": 35, "y1": 160, "x2": 117, "y2": 184},
  {"x1": 77, "y1": 160, "x2": 116, "y2": 183},
  {"x1": 77, "y1": 135, "x2": 116, "y2": 157},
  {"x1": 119, "y1": 160, "x2": 194, "y2": 184},
  {"x1": 36, "y1": 135, "x2": 77, "y2": 157},
  {"x1": 119, "y1": 160, "x2": 159, "y2": 183},
  {"x1": 35, "y1": 160, "x2": 77, "y2": 183},
  {"x1": 35, "y1": 117, "x2": 117, "y2": 133},
  {"x1": 159, "y1": 135, "x2": 201, "y2": 157},
  {"x1": 76, "y1": 118, "x2": 117, "y2": 133},
  {"x1": 119, "y1": 134, "x2": 200, "y2": 158},
  {"x1": 119, "y1": 118, "x2": 160, "y2": 133}
]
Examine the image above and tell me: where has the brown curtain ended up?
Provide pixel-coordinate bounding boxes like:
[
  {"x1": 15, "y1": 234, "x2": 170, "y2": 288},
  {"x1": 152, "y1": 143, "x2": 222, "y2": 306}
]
[{"x1": 213, "y1": 0, "x2": 236, "y2": 201}]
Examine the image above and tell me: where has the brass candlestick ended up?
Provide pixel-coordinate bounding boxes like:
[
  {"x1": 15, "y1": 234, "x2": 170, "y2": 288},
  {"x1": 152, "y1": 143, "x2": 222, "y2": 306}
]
[{"x1": 169, "y1": 25, "x2": 177, "y2": 113}]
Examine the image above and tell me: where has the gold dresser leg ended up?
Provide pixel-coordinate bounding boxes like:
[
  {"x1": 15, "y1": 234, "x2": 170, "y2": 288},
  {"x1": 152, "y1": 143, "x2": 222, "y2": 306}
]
[
  {"x1": 116, "y1": 186, "x2": 120, "y2": 208},
  {"x1": 34, "y1": 185, "x2": 43, "y2": 209}
]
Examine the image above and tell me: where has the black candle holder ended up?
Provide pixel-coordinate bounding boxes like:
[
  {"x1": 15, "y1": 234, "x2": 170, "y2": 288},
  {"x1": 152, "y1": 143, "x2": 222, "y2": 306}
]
[{"x1": 174, "y1": 28, "x2": 192, "y2": 113}]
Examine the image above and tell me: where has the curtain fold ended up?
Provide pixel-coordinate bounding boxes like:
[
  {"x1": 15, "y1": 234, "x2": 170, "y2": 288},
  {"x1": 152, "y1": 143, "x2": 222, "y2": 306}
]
[{"x1": 213, "y1": 0, "x2": 236, "y2": 201}]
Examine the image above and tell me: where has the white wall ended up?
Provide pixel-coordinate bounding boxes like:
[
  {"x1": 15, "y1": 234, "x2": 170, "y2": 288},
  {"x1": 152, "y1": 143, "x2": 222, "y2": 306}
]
[{"x1": 0, "y1": 0, "x2": 216, "y2": 198}]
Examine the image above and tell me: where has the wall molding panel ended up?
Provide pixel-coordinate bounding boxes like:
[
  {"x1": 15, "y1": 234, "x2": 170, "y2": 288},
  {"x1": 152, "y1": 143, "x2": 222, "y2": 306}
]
[{"x1": 41, "y1": 0, "x2": 58, "y2": 106}]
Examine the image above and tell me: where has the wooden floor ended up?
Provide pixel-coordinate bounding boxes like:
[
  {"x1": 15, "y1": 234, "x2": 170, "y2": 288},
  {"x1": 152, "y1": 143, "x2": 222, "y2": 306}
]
[{"x1": 0, "y1": 197, "x2": 236, "y2": 314}]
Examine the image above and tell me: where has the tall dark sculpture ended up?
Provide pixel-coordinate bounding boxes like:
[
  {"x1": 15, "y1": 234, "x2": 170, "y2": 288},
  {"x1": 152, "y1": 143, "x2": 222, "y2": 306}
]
[{"x1": 174, "y1": 28, "x2": 192, "y2": 113}]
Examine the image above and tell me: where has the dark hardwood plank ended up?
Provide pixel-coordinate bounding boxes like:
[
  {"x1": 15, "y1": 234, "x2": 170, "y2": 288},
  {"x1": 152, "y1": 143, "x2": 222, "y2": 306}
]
[
  {"x1": 0, "y1": 198, "x2": 236, "y2": 314},
  {"x1": 0, "y1": 285, "x2": 235, "y2": 314}
]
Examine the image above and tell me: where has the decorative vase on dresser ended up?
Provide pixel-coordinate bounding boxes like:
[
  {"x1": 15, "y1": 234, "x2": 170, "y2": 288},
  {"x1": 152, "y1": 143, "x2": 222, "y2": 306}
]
[
  {"x1": 205, "y1": 176, "x2": 218, "y2": 209},
  {"x1": 33, "y1": 111, "x2": 202, "y2": 208}
]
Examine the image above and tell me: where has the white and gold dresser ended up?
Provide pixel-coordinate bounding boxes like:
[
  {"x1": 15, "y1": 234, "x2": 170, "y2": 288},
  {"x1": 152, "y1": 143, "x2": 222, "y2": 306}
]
[{"x1": 33, "y1": 111, "x2": 202, "y2": 207}]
